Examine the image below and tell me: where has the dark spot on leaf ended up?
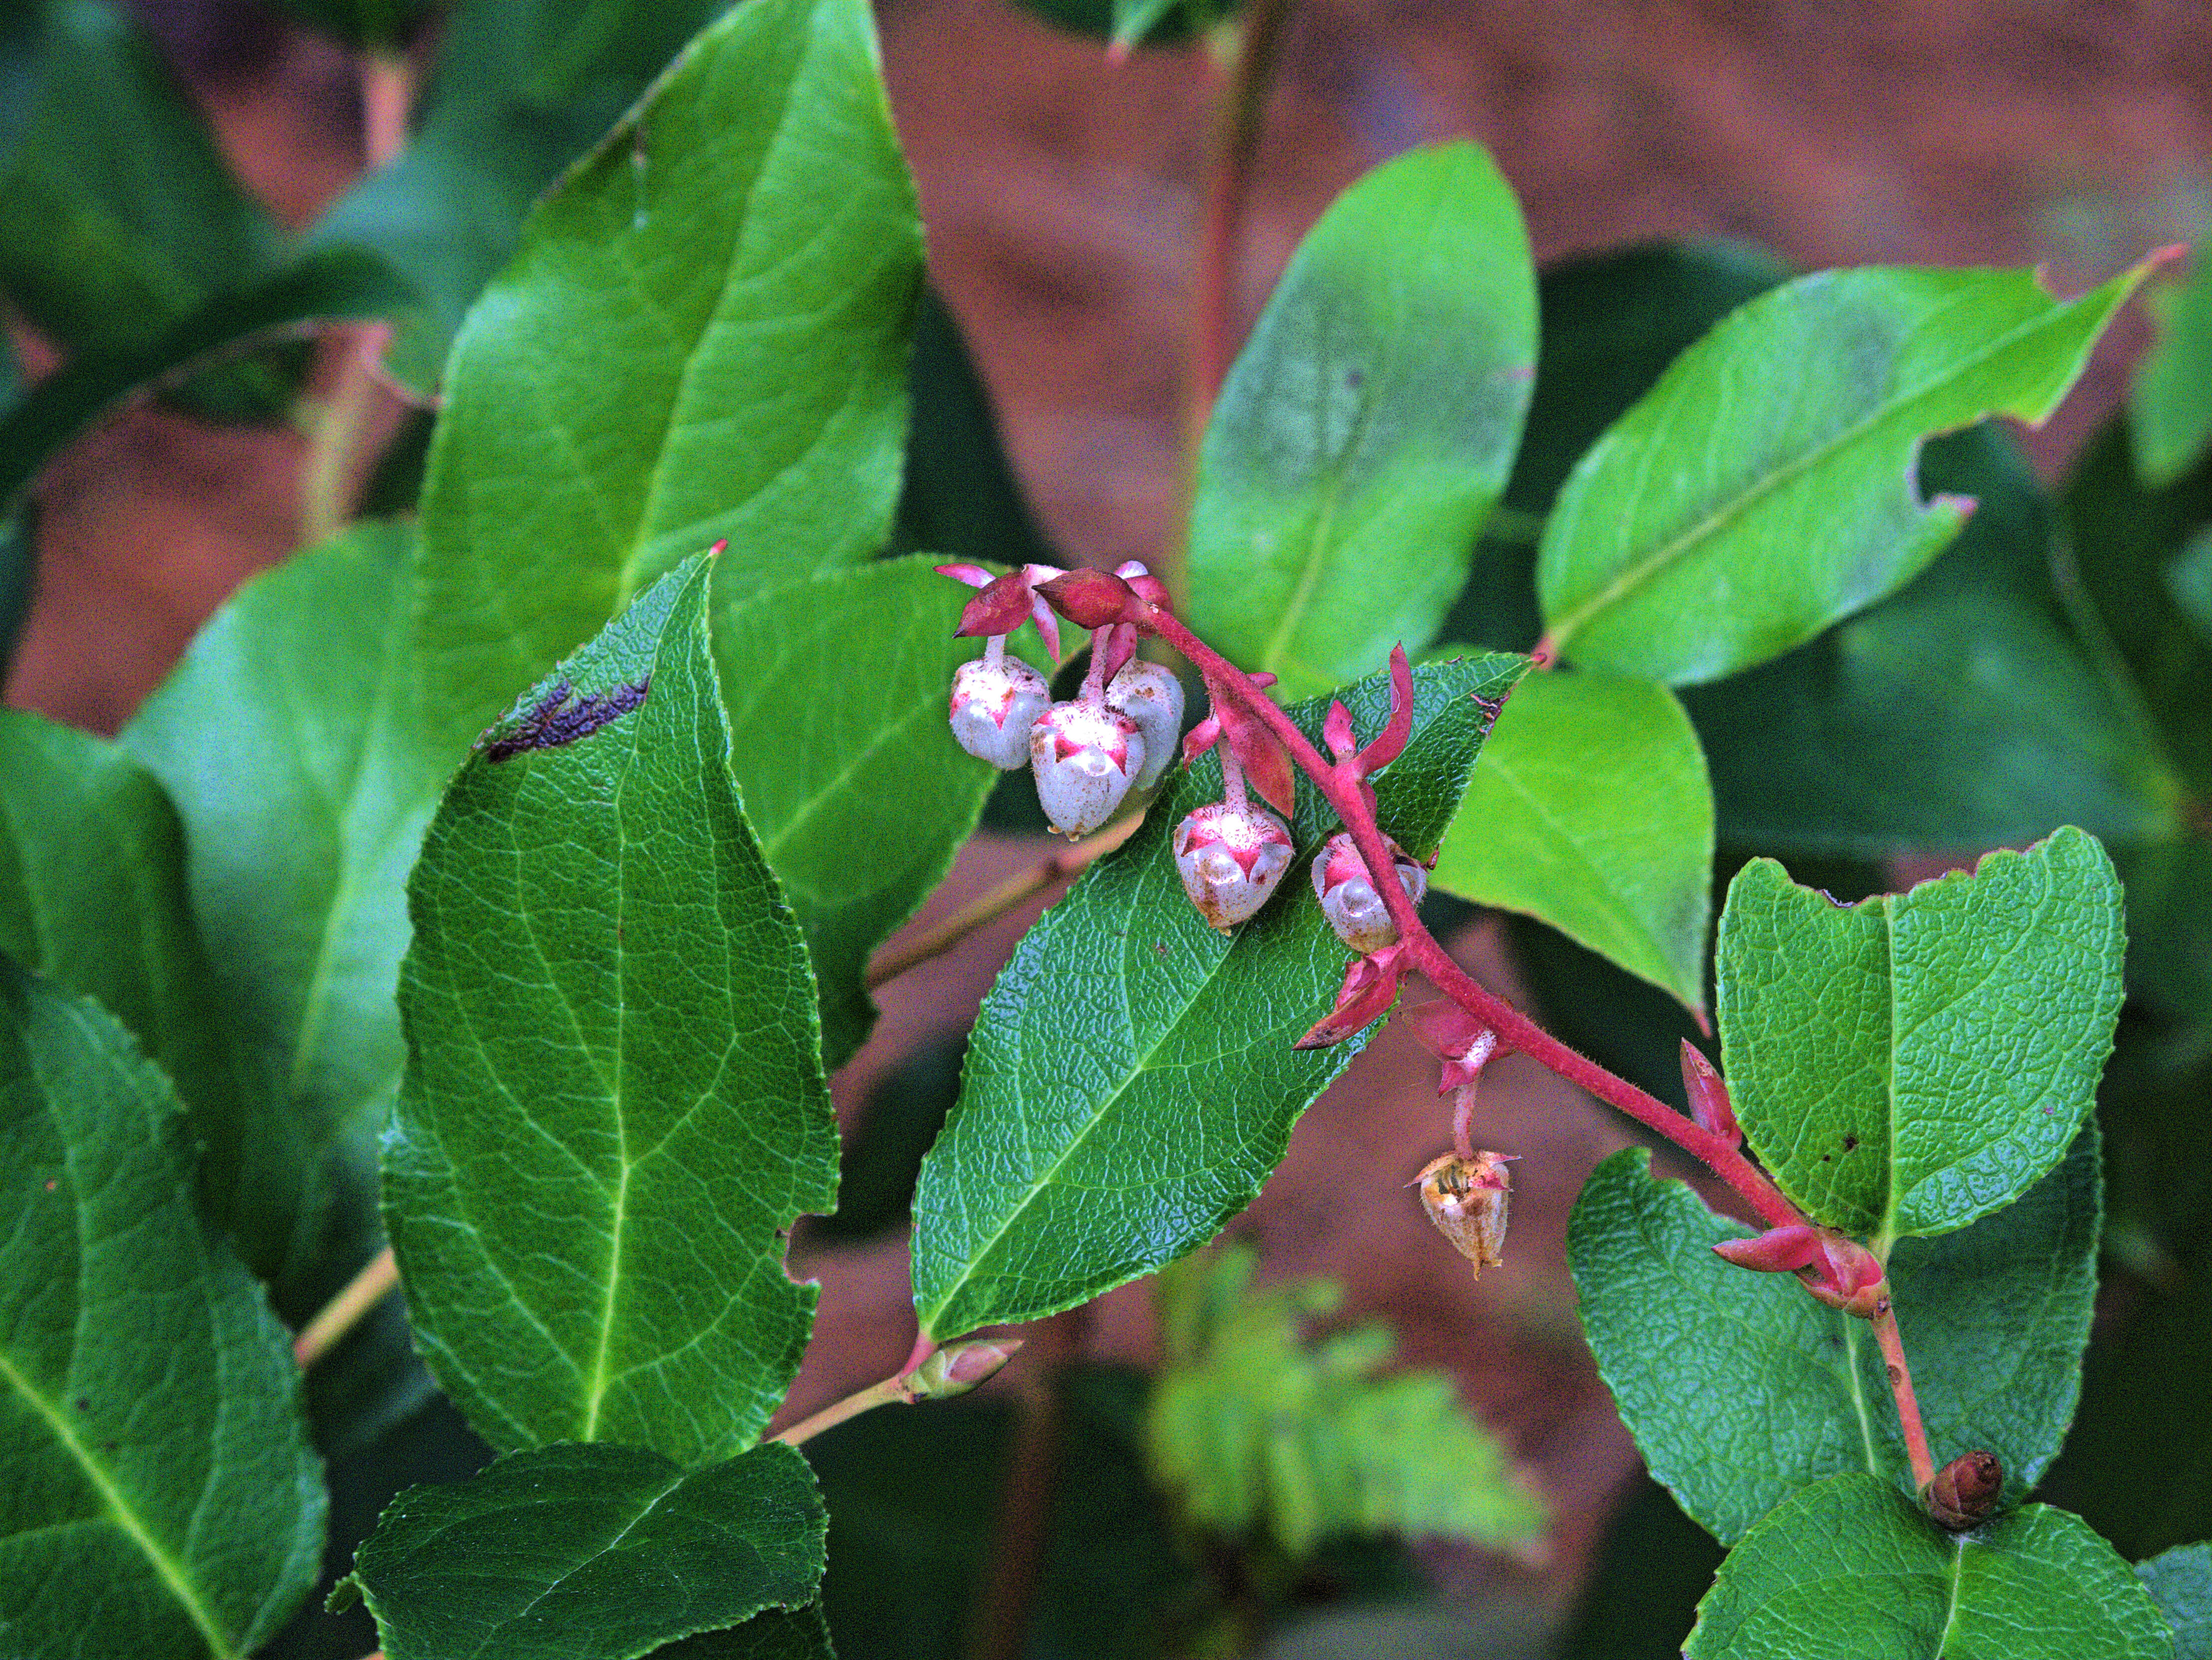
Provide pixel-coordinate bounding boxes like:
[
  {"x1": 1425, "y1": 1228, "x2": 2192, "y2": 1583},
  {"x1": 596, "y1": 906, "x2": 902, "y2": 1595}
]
[
  {"x1": 1154, "y1": 943, "x2": 1168, "y2": 957},
  {"x1": 1843, "y1": 1133, "x2": 1859, "y2": 1152},
  {"x1": 74, "y1": 1398, "x2": 88, "y2": 1413},
  {"x1": 1820, "y1": 1153, "x2": 1832, "y2": 1162},
  {"x1": 1345, "y1": 368, "x2": 1365, "y2": 391},
  {"x1": 478, "y1": 676, "x2": 651, "y2": 762}
]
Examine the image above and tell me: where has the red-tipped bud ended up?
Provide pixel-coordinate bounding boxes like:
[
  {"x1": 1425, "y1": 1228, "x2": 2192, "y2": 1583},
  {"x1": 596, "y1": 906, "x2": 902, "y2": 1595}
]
[
  {"x1": 1405, "y1": 1001, "x2": 1500, "y2": 1092},
  {"x1": 1293, "y1": 946, "x2": 1404, "y2": 1048},
  {"x1": 1680, "y1": 1043, "x2": 1739, "y2": 1143},
  {"x1": 1029, "y1": 701, "x2": 1144, "y2": 838},
  {"x1": 1712, "y1": 1224, "x2": 1826, "y2": 1275},
  {"x1": 1311, "y1": 830, "x2": 1426, "y2": 954},
  {"x1": 949, "y1": 655, "x2": 1051, "y2": 770},
  {"x1": 1173, "y1": 800, "x2": 1293, "y2": 929},
  {"x1": 1107, "y1": 659, "x2": 1184, "y2": 790},
  {"x1": 1418, "y1": 1149, "x2": 1514, "y2": 1276},
  {"x1": 1714, "y1": 1225, "x2": 1887, "y2": 1317},
  {"x1": 1923, "y1": 1450, "x2": 2003, "y2": 1531},
  {"x1": 1038, "y1": 568, "x2": 1147, "y2": 629},
  {"x1": 904, "y1": 1338, "x2": 1023, "y2": 1401}
]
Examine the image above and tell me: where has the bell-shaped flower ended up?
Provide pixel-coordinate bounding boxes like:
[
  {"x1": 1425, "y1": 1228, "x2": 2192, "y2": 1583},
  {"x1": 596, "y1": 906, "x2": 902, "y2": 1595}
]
[{"x1": 1173, "y1": 799, "x2": 1293, "y2": 930}]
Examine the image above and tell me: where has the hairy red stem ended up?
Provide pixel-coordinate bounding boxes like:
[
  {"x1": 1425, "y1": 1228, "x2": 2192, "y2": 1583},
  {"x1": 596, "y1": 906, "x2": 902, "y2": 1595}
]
[
  {"x1": 1142, "y1": 606, "x2": 1805, "y2": 1232},
  {"x1": 1871, "y1": 1295, "x2": 1938, "y2": 1491}
]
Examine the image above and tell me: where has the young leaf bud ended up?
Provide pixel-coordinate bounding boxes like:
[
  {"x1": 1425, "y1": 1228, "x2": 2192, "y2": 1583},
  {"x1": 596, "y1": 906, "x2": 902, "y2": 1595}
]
[
  {"x1": 1417, "y1": 1149, "x2": 1513, "y2": 1276},
  {"x1": 1173, "y1": 799, "x2": 1293, "y2": 930},
  {"x1": 1107, "y1": 660, "x2": 1185, "y2": 790},
  {"x1": 948, "y1": 653, "x2": 1051, "y2": 770},
  {"x1": 1029, "y1": 700, "x2": 1144, "y2": 838},
  {"x1": 1310, "y1": 830, "x2": 1426, "y2": 954},
  {"x1": 1923, "y1": 1449, "x2": 2003, "y2": 1531},
  {"x1": 903, "y1": 1338, "x2": 1024, "y2": 1402}
]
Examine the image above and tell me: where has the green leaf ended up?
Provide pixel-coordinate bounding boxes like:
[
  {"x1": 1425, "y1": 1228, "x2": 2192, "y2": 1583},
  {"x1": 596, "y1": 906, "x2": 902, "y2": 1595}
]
[
  {"x1": 386, "y1": 554, "x2": 837, "y2": 1464},
  {"x1": 1185, "y1": 143, "x2": 1535, "y2": 701},
  {"x1": 1570, "y1": 1131, "x2": 2099, "y2": 1546},
  {"x1": 670, "y1": 1605, "x2": 835, "y2": 1660},
  {"x1": 909, "y1": 651, "x2": 1526, "y2": 1340},
  {"x1": 414, "y1": 0, "x2": 922, "y2": 752},
  {"x1": 339, "y1": 1441, "x2": 824, "y2": 1660},
  {"x1": 0, "y1": 712, "x2": 287, "y2": 1268},
  {"x1": 1431, "y1": 669, "x2": 1713, "y2": 1012},
  {"x1": 0, "y1": 961, "x2": 323, "y2": 1660},
  {"x1": 0, "y1": 0, "x2": 277, "y2": 361},
  {"x1": 0, "y1": 245, "x2": 413, "y2": 523},
  {"x1": 2139, "y1": 1544, "x2": 2212, "y2": 1660},
  {"x1": 1717, "y1": 829, "x2": 2123, "y2": 1238},
  {"x1": 1684, "y1": 426, "x2": 2186, "y2": 854},
  {"x1": 1145, "y1": 1244, "x2": 1544, "y2": 1557},
  {"x1": 312, "y1": 0, "x2": 726, "y2": 392},
  {"x1": 2063, "y1": 420, "x2": 2212, "y2": 799},
  {"x1": 1538, "y1": 260, "x2": 2153, "y2": 685},
  {"x1": 123, "y1": 522, "x2": 449, "y2": 1298},
  {"x1": 713, "y1": 557, "x2": 1002, "y2": 1070},
  {"x1": 1684, "y1": 1475, "x2": 2171, "y2": 1660},
  {"x1": 2132, "y1": 241, "x2": 2212, "y2": 487}
]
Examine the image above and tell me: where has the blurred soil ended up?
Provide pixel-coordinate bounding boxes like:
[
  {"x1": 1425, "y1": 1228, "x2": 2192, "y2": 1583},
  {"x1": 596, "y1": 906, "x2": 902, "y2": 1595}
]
[{"x1": 10, "y1": 0, "x2": 2210, "y2": 1619}]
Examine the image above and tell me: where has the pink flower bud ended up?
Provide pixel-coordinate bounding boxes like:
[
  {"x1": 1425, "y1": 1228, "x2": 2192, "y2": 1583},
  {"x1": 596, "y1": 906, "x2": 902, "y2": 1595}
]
[
  {"x1": 1173, "y1": 799, "x2": 1293, "y2": 930},
  {"x1": 1417, "y1": 1149, "x2": 1514, "y2": 1277},
  {"x1": 1029, "y1": 700, "x2": 1144, "y2": 838},
  {"x1": 1680, "y1": 1042, "x2": 1740, "y2": 1143},
  {"x1": 904, "y1": 1338, "x2": 1023, "y2": 1402},
  {"x1": 948, "y1": 654, "x2": 1050, "y2": 770},
  {"x1": 1310, "y1": 830, "x2": 1426, "y2": 954},
  {"x1": 1107, "y1": 660, "x2": 1185, "y2": 790}
]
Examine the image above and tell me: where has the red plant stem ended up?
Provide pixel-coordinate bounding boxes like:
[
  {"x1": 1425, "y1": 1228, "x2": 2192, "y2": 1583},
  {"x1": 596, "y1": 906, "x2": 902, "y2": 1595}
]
[
  {"x1": 1142, "y1": 606, "x2": 1806, "y2": 1232},
  {"x1": 1870, "y1": 1295, "x2": 1938, "y2": 1490}
]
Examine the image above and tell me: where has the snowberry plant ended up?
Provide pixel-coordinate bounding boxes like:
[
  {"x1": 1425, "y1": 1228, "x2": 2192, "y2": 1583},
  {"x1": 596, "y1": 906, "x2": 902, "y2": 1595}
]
[{"x1": 2, "y1": 0, "x2": 2211, "y2": 1658}]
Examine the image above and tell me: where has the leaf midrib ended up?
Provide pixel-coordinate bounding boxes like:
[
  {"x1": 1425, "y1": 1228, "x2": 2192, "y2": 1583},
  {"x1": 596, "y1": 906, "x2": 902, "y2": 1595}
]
[{"x1": 1546, "y1": 281, "x2": 2074, "y2": 649}]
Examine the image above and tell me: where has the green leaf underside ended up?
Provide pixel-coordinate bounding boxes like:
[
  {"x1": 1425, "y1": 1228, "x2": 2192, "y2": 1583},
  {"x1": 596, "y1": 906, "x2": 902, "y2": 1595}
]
[
  {"x1": 386, "y1": 556, "x2": 837, "y2": 1466},
  {"x1": 1685, "y1": 426, "x2": 2184, "y2": 854},
  {"x1": 341, "y1": 1441, "x2": 824, "y2": 1660},
  {"x1": 122, "y1": 522, "x2": 450, "y2": 1297},
  {"x1": 909, "y1": 652, "x2": 1526, "y2": 1341},
  {"x1": 414, "y1": 0, "x2": 921, "y2": 755},
  {"x1": 0, "y1": 963, "x2": 323, "y2": 1660},
  {"x1": 1538, "y1": 261, "x2": 2152, "y2": 685},
  {"x1": 1684, "y1": 1475, "x2": 2171, "y2": 1660},
  {"x1": 2132, "y1": 241, "x2": 2212, "y2": 487},
  {"x1": 1146, "y1": 1245, "x2": 1543, "y2": 1556},
  {"x1": 1570, "y1": 1133, "x2": 2098, "y2": 1547},
  {"x1": 2138, "y1": 1544, "x2": 2212, "y2": 1660},
  {"x1": 1716, "y1": 829, "x2": 2123, "y2": 1240},
  {"x1": 713, "y1": 557, "x2": 1002, "y2": 1071},
  {"x1": 311, "y1": 1, "x2": 726, "y2": 394},
  {"x1": 1431, "y1": 668, "x2": 1713, "y2": 1011},
  {"x1": 1186, "y1": 142, "x2": 1536, "y2": 701}
]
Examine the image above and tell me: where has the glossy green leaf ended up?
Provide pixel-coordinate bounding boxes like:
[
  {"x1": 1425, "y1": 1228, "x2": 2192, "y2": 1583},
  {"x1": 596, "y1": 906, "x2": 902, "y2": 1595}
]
[
  {"x1": 1432, "y1": 669, "x2": 1712, "y2": 1012},
  {"x1": 1684, "y1": 1475, "x2": 2171, "y2": 1660},
  {"x1": 2139, "y1": 1544, "x2": 2212, "y2": 1660},
  {"x1": 909, "y1": 651, "x2": 1525, "y2": 1340},
  {"x1": 338, "y1": 1441, "x2": 823, "y2": 1660},
  {"x1": 713, "y1": 557, "x2": 1002, "y2": 1070},
  {"x1": 2132, "y1": 241, "x2": 2212, "y2": 488},
  {"x1": 0, "y1": 961, "x2": 323, "y2": 1660},
  {"x1": 0, "y1": 712, "x2": 287, "y2": 1269},
  {"x1": 387, "y1": 555, "x2": 837, "y2": 1464},
  {"x1": 0, "y1": 246, "x2": 413, "y2": 524},
  {"x1": 1146, "y1": 1244, "x2": 1543, "y2": 1556},
  {"x1": 1571, "y1": 1131, "x2": 2099, "y2": 1545},
  {"x1": 124, "y1": 523, "x2": 449, "y2": 1302},
  {"x1": 414, "y1": 0, "x2": 922, "y2": 751},
  {"x1": 1717, "y1": 829, "x2": 2123, "y2": 1238},
  {"x1": 1685, "y1": 426, "x2": 2185, "y2": 853},
  {"x1": 2063, "y1": 421, "x2": 2212, "y2": 798},
  {"x1": 0, "y1": 0, "x2": 276, "y2": 360},
  {"x1": 1185, "y1": 142, "x2": 1536, "y2": 700},
  {"x1": 312, "y1": 0, "x2": 726, "y2": 392},
  {"x1": 1539, "y1": 260, "x2": 2153, "y2": 685}
]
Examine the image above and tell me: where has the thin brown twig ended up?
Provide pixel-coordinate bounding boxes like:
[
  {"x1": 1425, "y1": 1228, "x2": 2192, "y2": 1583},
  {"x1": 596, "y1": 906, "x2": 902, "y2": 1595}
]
[
  {"x1": 864, "y1": 815, "x2": 1143, "y2": 990},
  {"x1": 294, "y1": 1247, "x2": 399, "y2": 1369}
]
